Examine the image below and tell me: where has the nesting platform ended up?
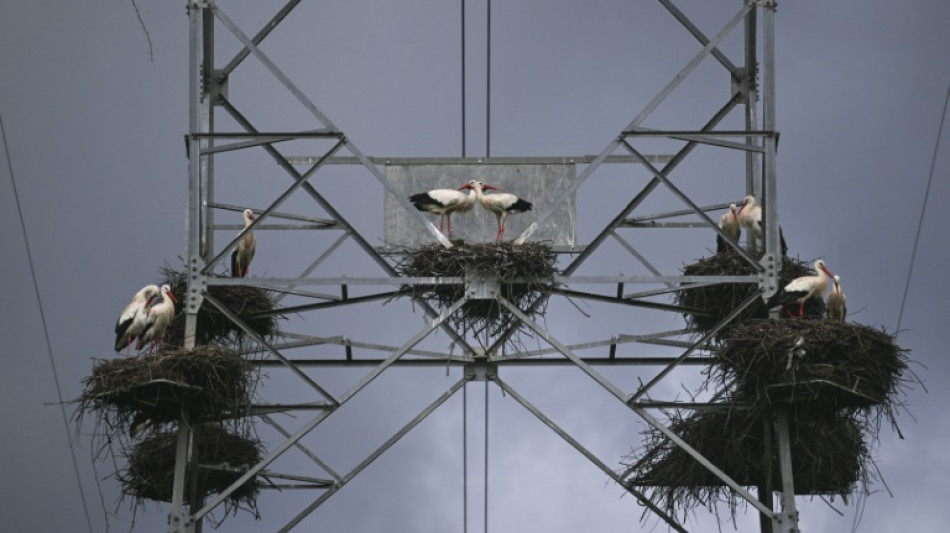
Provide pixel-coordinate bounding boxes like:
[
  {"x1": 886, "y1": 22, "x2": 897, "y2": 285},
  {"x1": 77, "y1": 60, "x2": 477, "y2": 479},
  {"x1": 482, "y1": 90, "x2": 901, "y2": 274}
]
[
  {"x1": 79, "y1": 347, "x2": 253, "y2": 430},
  {"x1": 119, "y1": 424, "x2": 262, "y2": 506},
  {"x1": 395, "y1": 243, "x2": 559, "y2": 341},
  {"x1": 161, "y1": 267, "x2": 280, "y2": 348},
  {"x1": 713, "y1": 320, "x2": 908, "y2": 410},
  {"x1": 623, "y1": 407, "x2": 867, "y2": 517},
  {"x1": 676, "y1": 251, "x2": 822, "y2": 333}
]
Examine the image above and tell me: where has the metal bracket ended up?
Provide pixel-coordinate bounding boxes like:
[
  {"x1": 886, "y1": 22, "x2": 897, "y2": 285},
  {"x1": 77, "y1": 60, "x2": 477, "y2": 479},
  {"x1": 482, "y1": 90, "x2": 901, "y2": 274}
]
[
  {"x1": 211, "y1": 69, "x2": 229, "y2": 105},
  {"x1": 188, "y1": 0, "x2": 213, "y2": 8},
  {"x1": 465, "y1": 271, "x2": 500, "y2": 300},
  {"x1": 465, "y1": 351, "x2": 497, "y2": 382},
  {"x1": 186, "y1": 256, "x2": 208, "y2": 313},
  {"x1": 758, "y1": 253, "x2": 779, "y2": 300}
]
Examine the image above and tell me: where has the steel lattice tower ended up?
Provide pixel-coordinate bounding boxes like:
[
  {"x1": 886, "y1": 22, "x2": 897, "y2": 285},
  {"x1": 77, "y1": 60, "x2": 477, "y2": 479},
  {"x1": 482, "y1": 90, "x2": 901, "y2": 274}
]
[{"x1": 170, "y1": 1, "x2": 796, "y2": 532}]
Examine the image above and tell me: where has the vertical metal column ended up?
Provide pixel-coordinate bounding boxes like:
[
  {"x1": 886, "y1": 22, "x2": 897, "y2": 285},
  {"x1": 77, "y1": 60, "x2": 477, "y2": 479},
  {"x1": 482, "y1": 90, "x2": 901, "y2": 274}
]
[
  {"x1": 773, "y1": 410, "x2": 800, "y2": 533},
  {"x1": 170, "y1": 2, "x2": 210, "y2": 532},
  {"x1": 760, "y1": 0, "x2": 781, "y2": 298}
]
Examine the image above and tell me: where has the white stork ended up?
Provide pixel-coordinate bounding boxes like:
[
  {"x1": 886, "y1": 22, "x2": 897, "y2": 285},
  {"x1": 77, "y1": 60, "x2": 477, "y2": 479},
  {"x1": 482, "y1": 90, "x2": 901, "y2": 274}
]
[
  {"x1": 231, "y1": 208, "x2": 256, "y2": 278},
  {"x1": 462, "y1": 180, "x2": 534, "y2": 242},
  {"x1": 736, "y1": 195, "x2": 788, "y2": 255},
  {"x1": 766, "y1": 259, "x2": 835, "y2": 318},
  {"x1": 136, "y1": 284, "x2": 178, "y2": 353},
  {"x1": 408, "y1": 183, "x2": 477, "y2": 236},
  {"x1": 715, "y1": 203, "x2": 741, "y2": 254},
  {"x1": 826, "y1": 274, "x2": 847, "y2": 322},
  {"x1": 114, "y1": 284, "x2": 160, "y2": 355}
]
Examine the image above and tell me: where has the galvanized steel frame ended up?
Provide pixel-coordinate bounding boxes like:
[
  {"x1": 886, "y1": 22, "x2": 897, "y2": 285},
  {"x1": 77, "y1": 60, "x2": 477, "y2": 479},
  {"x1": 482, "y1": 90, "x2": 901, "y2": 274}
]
[{"x1": 171, "y1": 1, "x2": 794, "y2": 532}]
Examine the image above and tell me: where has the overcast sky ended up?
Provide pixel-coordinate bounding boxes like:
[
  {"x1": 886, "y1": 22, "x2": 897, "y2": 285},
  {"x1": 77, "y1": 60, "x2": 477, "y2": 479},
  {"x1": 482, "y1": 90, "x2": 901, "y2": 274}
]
[{"x1": 1, "y1": 1, "x2": 949, "y2": 532}]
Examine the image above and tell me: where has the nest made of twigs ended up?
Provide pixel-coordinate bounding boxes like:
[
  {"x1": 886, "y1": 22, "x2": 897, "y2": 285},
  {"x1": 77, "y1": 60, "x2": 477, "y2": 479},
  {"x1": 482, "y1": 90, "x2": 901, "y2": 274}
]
[
  {"x1": 119, "y1": 424, "x2": 262, "y2": 509},
  {"x1": 676, "y1": 251, "x2": 822, "y2": 333},
  {"x1": 394, "y1": 243, "x2": 559, "y2": 342},
  {"x1": 622, "y1": 407, "x2": 868, "y2": 520},
  {"x1": 712, "y1": 320, "x2": 909, "y2": 410},
  {"x1": 78, "y1": 347, "x2": 254, "y2": 434},
  {"x1": 161, "y1": 267, "x2": 280, "y2": 350}
]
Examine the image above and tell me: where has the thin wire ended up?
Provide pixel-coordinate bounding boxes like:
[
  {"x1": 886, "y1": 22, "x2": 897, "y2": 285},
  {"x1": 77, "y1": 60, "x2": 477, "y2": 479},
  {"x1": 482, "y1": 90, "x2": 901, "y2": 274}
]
[
  {"x1": 461, "y1": 0, "x2": 467, "y2": 157},
  {"x1": 896, "y1": 85, "x2": 949, "y2": 332},
  {"x1": 485, "y1": 0, "x2": 491, "y2": 158},
  {"x1": 1, "y1": 114, "x2": 95, "y2": 533},
  {"x1": 483, "y1": 380, "x2": 489, "y2": 533},
  {"x1": 463, "y1": 383, "x2": 468, "y2": 533}
]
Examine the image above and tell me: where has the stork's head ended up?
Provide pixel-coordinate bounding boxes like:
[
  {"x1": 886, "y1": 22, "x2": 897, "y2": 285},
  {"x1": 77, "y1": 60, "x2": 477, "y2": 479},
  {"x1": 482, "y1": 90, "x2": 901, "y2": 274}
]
[
  {"x1": 160, "y1": 284, "x2": 179, "y2": 303},
  {"x1": 243, "y1": 208, "x2": 256, "y2": 223},
  {"x1": 728, "y1": 203, "x2": 738, "y2": 216},
  {"x1": 833, "y1": 274, "x2": 841, "y2": 291},
  {"x1": 815, "y1": 260, "x2": 834, "y2": 279},
  {"x1": 736, "y1": 195, "x2": 756, "y2": 215}
]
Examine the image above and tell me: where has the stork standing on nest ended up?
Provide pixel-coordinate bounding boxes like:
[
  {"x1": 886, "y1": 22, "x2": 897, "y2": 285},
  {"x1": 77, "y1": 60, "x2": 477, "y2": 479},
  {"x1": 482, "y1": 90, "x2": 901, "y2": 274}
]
[
  {"x1": 736, "y1": 195, "x2": 788, "y2": 255},
  {"x1": 114, "y1": 284, "x2": 159, "y2": 356},
  {"x1": 826, "y1": 274, "x2": 847, "y2": 322},
  {"x1": 136, "y1": 284, "x2": 178, "y2": 353},
  {"x1": 463, "y1": 180, "x2": 534, "y2": 242},
  {"x1": 409, "y1": 182, "x2": 477, "y2": 236},
  {"x1": 715, "y1": 203, "x2": 741, "y2": 254},
  {"x1": 766, "y1": 259, "x2": 835, "y2": 318},
  {"x1": 231, "y1": 208, "x2": 256, "y2": 278}
]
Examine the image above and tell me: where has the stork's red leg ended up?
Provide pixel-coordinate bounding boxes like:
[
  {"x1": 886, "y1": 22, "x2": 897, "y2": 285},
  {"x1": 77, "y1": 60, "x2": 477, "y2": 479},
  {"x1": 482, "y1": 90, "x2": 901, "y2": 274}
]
[{"x1": 798, "y1": 301, "x2": 805, "y2": 317}]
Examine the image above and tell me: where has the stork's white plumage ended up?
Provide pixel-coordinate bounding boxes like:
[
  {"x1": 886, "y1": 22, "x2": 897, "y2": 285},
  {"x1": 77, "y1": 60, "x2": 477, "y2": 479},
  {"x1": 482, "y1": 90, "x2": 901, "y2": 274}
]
[
  {"x1": 826, "y1": 274, "x2": 847, "y2": 322},
  {"x1": 114, "y1": 284, "x2": 160, "y2": 355},
  {"x1": 736, "y1": 195, "x2": 788, "y2": 255},
  {"x1": 136, "y1": 284, "x2": 178, "y2": 353},
  {"x1": 231, "y1": 209, "x2": 256, "y2": 278},
  {"x1": 716, "y1": 203, "x2": 741, "y2": 253},
  {"x1": 409, "y1": 183, "x2": 477, "y2": 235},
  {"x1": 767, "y1": 259, "x2": 835, "y2": 318},
  {"x1": 462, "y1": 180, "x2": 534, "y2": 242}
]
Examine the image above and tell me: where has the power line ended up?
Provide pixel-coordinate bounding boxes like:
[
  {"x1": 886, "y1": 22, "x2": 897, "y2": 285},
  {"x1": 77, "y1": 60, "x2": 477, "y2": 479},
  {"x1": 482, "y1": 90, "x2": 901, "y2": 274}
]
[
  {"x1": 896, "y1": 84, "x2": 949, "y2": 333},
  {"x1": 1, "y1": 113, "x2": 95, "y2": 533}
]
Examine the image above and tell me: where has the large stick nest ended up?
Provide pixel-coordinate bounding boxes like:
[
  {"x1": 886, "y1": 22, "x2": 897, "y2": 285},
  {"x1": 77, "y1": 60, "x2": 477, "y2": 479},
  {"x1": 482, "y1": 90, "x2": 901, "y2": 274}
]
[
  {"x1": 161, "y1": 267, "x2": 281, "y2": 350},
  {"x1": 713, "y1": 320, "x2": 909, "y2": 410},
  {"x1": 118, "y1": 424, "x2": 262, "y2": 510},
  {"x1": 394, "y1": 243, "x2": 559, "y2": 342},
  {"x1": 676, "y1": 251, "x2": 822, "y2": 333},
  {"x1": 77, "y1": 347, "x2": 254, "y2": 434},
  {"x1": 622, "y1": 407, "x2": 868, "y2": 520}
]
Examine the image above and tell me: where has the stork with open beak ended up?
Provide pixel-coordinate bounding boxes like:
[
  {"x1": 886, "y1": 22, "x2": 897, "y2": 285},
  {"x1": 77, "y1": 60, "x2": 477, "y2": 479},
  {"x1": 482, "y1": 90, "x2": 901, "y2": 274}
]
[
  {"x1": 408, "y1": 182, "x2": 477, "y2": 236},
  {"x1": 231, "y1": 208, "x2": 256, "y2": 278},
  {"x1": 826, "y1": 274, "x2": 847, "y2": 322},
  {"x1": 136, "y1": 284, "x2": 178, "y2": 353},
  {"x1": 114, "y1": 284, "x2": 160, "y2": 355},
  {"x1": 462, "y1": 180, "x2": 534, "y2": 242},
  {"x1": 766, "y1": 259, "x2": 835, "y2": 318},
  {"x1": 715, "y1": 203, "x2": 741, "y2": 254},
  {"x1": 736, "y1": 195, "x2": 788, "y2": 255}
]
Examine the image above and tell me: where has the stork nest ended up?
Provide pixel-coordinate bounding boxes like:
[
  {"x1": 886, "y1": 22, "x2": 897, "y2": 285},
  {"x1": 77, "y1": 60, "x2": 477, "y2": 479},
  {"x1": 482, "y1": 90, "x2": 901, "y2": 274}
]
[
  {"x1": 622, "y1": 406, "x2": 869, "y2": 521},
  {"x1": 394, "y1": 243, "x2": 559, "y2": 344},
  {"x1": 676, "y1": 251, "x2": 822, "y2": 333},
  {"x1": 76, "y1": 347, "x2": 254, "y2": 439},
  {"x1": 160, "y1": 267, "x2": 281, "y2": 351},
  {"x1": 711, "y1": 320, "x2": 909, "y2": 411},
  {"x1": 118, "y1": 424, "x2": 262, "y2": 513}
]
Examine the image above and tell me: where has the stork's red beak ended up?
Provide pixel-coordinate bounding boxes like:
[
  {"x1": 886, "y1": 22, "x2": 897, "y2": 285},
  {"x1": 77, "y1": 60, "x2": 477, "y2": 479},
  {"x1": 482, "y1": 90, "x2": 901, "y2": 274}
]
[
  {"x1": 167, "y1": 290, "x2": 178, "y2": 303},
  {"x1": 145, "y1": 296, "x2": 156, "y2": 306},
  {"x1": 459, "y1": 184, "x2": 471, "y2": 190},
  {"x1": 482, "y1": 184, "x2": 498, "y2": 190},
  {"x1": 821, "y1": 265, "x2": 834, "y2": 278}
]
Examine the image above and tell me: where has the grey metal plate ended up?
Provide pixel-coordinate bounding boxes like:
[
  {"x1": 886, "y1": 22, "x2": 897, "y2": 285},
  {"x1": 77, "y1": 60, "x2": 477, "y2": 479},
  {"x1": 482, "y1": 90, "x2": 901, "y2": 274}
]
[{"x1": 383, "y1": 163, "x2": 576, "y2": 247}]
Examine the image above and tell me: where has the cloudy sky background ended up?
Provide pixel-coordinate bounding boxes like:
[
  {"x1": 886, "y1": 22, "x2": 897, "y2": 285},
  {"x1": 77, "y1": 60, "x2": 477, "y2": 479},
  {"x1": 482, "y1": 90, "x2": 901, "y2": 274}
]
[{"x1": 1, "y1": 1, "x2": 948, "y2": 532}]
